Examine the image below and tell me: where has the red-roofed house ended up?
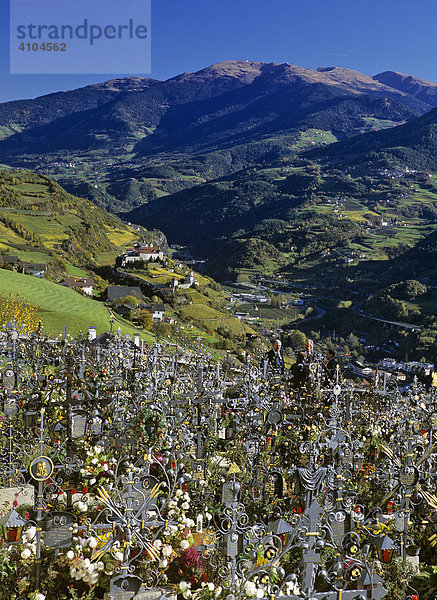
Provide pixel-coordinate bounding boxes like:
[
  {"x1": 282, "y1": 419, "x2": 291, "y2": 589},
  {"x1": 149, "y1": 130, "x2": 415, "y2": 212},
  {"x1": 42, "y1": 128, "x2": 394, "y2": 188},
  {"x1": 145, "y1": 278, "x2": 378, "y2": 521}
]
[{"x1": 63, "y1": 277, "x2": 94, "y2": 296}]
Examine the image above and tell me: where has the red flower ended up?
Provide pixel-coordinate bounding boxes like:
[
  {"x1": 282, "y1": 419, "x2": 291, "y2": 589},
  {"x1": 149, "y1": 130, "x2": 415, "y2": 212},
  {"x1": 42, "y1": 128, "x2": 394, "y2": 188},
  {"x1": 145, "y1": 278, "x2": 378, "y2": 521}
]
[{"x1": 201, "y1": 573, "x2": 207, "y2": 582}]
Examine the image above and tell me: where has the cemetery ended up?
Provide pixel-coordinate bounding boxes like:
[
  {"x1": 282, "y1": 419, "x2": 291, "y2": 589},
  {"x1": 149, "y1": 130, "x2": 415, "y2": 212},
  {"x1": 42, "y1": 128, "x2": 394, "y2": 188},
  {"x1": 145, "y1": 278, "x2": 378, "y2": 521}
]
[{"x1": 0, "y1": 327, "x2": 436, "y2": 600}]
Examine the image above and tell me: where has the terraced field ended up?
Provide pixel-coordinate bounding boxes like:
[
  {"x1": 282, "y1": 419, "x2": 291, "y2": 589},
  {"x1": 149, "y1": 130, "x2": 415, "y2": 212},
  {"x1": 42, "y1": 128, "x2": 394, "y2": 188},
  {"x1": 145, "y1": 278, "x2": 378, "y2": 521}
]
[{"x1": 0, "y1": 170, "x2": 142, "y2": 266}]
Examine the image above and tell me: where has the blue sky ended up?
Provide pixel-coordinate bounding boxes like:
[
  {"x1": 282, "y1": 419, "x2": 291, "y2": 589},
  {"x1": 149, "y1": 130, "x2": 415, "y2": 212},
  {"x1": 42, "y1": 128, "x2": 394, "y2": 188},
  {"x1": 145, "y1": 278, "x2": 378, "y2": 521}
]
[{"x1": 0, "y1": 0, "x2": 436, "y2": 102}]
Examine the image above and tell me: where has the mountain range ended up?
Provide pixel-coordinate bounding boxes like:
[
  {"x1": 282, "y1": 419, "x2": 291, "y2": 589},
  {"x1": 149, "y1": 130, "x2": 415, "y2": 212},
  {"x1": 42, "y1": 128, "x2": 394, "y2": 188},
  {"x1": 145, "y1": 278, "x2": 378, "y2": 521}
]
[
  {"x1": 1, "y1": 60, "x2": 437, "y2": 285},
  {"x1": 0, "y1": 61, "x2": 435, "y2": 159}
]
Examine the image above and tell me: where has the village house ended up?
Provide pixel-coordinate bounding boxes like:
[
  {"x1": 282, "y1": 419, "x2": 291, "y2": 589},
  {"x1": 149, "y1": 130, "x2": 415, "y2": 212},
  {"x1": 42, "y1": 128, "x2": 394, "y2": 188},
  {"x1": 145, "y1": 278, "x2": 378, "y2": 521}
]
[
  {"x1": 63, "y1": 277, "x2": 94, "y2": 296},
  {"x1": 350, "y1": 361, "x2": 373, "y2": 379},
  {"x1": 1, "y1": 256, "x2": 48, "y2": 278},
  {"x1": 23, "y1": 264, "x2": 46, "y2": 278},
  {"x1": 1, "y1": 256, "x2": 20, "y2": 268},
  {"x1": 235, "y1": 312, "x2": 250, "y2": 320},
  {"x1": 142, "y1": 303, "x2": 166, "y2": 322},
  {"x1": 378, "y1": 358, "x2": 434, "y2": 377}
]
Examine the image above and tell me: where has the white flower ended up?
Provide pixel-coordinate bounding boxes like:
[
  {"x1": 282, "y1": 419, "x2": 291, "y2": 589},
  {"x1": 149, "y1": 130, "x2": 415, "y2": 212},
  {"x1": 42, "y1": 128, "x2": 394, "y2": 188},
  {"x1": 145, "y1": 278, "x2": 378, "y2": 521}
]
[
  {"x1": 179, "y1": 581, "x2": 190, "y2": 592},
  {"x1": 180, "y1": 539, "x2": 190, "y2": 550},
  {"x1": 103, "y1": 463, "x2": 109, "y2": 471},
  {"x1": 285, "y1": 583, "x2": 300, "y2": 595},
  {"x1": 208, "y1": 583, "x2": 215, "y2": 592},
  {"x1": 89, "y1": 571, "x2": 99, "y2": 585},
  {"x1": 97, "y1": 561, "x2": 104, "y2": 571},
  {"x1": 215, "y1": 586, "x2": 222, "y2": 597},
  {"x1": 90, "y1": 478, "x2": 96, "y2": 485},
  {"x1": 77, "y1": 501, "x2": 88, "y2": 512},
  {"x1": 162, "y1": 544, "x2": 173, "y2": 557},
  {"x1": 34, "y1": 594, "x2": 46, "y2": 600},
  {"x1": 256, "y1": 589, "x2": 265, "y2": 599},
  {"x1": 67, "y1": 550, "x2": 75, "y2": 560},
  {"x1": 91, "y1": 457, "x2": 99, "y2": 465},
  {"x1": 25, "y1": 526, "x2": 37, "y2": 541},
  {"x1": 115, "y1": 551, "x2": 124, "y2": 561},
  {"x1": 88, "y1": 536, "x2": 98, "y2": 549},
  {"x1": 181, "y1": 502, "x2": 190, "y2": 510},
  {"x1": 168, "y1": 500, "x2": 177, "y2": 508},
  {"x1": 182, "y1": 591, "x2": 192, "y2": 599},
  {"x1": 95, "y1": 446, "x2": 102, "y2": 454},
  {"x1": 185, "y1": 518, "x2": 195, "y2": 528},
  {"x1": 153, "y1": 539, "x2": 163, "y2": 549},
  {"x1": 244, "y1": 581, "x2": 257, "y2": 598},
  {"x1": 21, "y1": 548, "x2": 31, "y2": 559},
  {"x1": 159, "y1": 558, "x2": 168, "y2": 568},
  {"x1": 183, "y1": 492, "x2": 190, "y2": 501},
  {"x1": 175, "y1": 489, "x2": 183, "y2": 497}
]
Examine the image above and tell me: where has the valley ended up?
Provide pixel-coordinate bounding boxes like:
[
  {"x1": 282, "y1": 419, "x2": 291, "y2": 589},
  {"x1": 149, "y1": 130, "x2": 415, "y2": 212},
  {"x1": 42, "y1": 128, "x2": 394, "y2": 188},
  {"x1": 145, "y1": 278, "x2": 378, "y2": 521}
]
[{"x1": 1, "y1": 61, "x2": 437, "y2": 366}]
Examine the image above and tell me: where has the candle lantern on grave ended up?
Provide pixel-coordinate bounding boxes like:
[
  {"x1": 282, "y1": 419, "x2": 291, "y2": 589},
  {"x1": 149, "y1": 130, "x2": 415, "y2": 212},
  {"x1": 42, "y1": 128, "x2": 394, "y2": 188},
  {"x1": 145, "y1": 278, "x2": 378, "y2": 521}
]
[
  {"x1": 372, "y1": 534, "x2": 397, "y2": 563},
  {"x1": 53, "y1": 420, "x2": 67, "y2": 444},
  {"x1": 353, "y1": 452, "x2": 364, "y2": 472},
  {"x1": 0, "y1": 509, "x2": 26, "y2": 543},
  {"x1": 90, "y1": 410, "x2": 103, "y2": 435},
  {"x1": 25, "y1": 410, "x2": 39, "y2": 429}
]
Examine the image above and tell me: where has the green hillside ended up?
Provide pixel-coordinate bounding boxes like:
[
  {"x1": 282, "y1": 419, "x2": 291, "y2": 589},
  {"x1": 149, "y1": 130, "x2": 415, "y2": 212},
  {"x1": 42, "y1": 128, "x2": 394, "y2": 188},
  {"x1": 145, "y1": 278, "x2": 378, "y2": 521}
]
[
  {"x1": 0, "y1": 169, "x2": 141, "y2": 266},
  {"x1": 309, "y1": 105, "x2": 437, "y2": 171},
  {"x1": 380, "y1": 228, "x2": 437, "y2": 282},
  {"x1": 0, "y1": 270, "x2": 155, "y2": 340},
  {"x1": 128, "y1": 154, "x2": 437, "y2": 276},
  {"x1": 116, "y1": 264, "x2": 258, "y2": 350}
]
